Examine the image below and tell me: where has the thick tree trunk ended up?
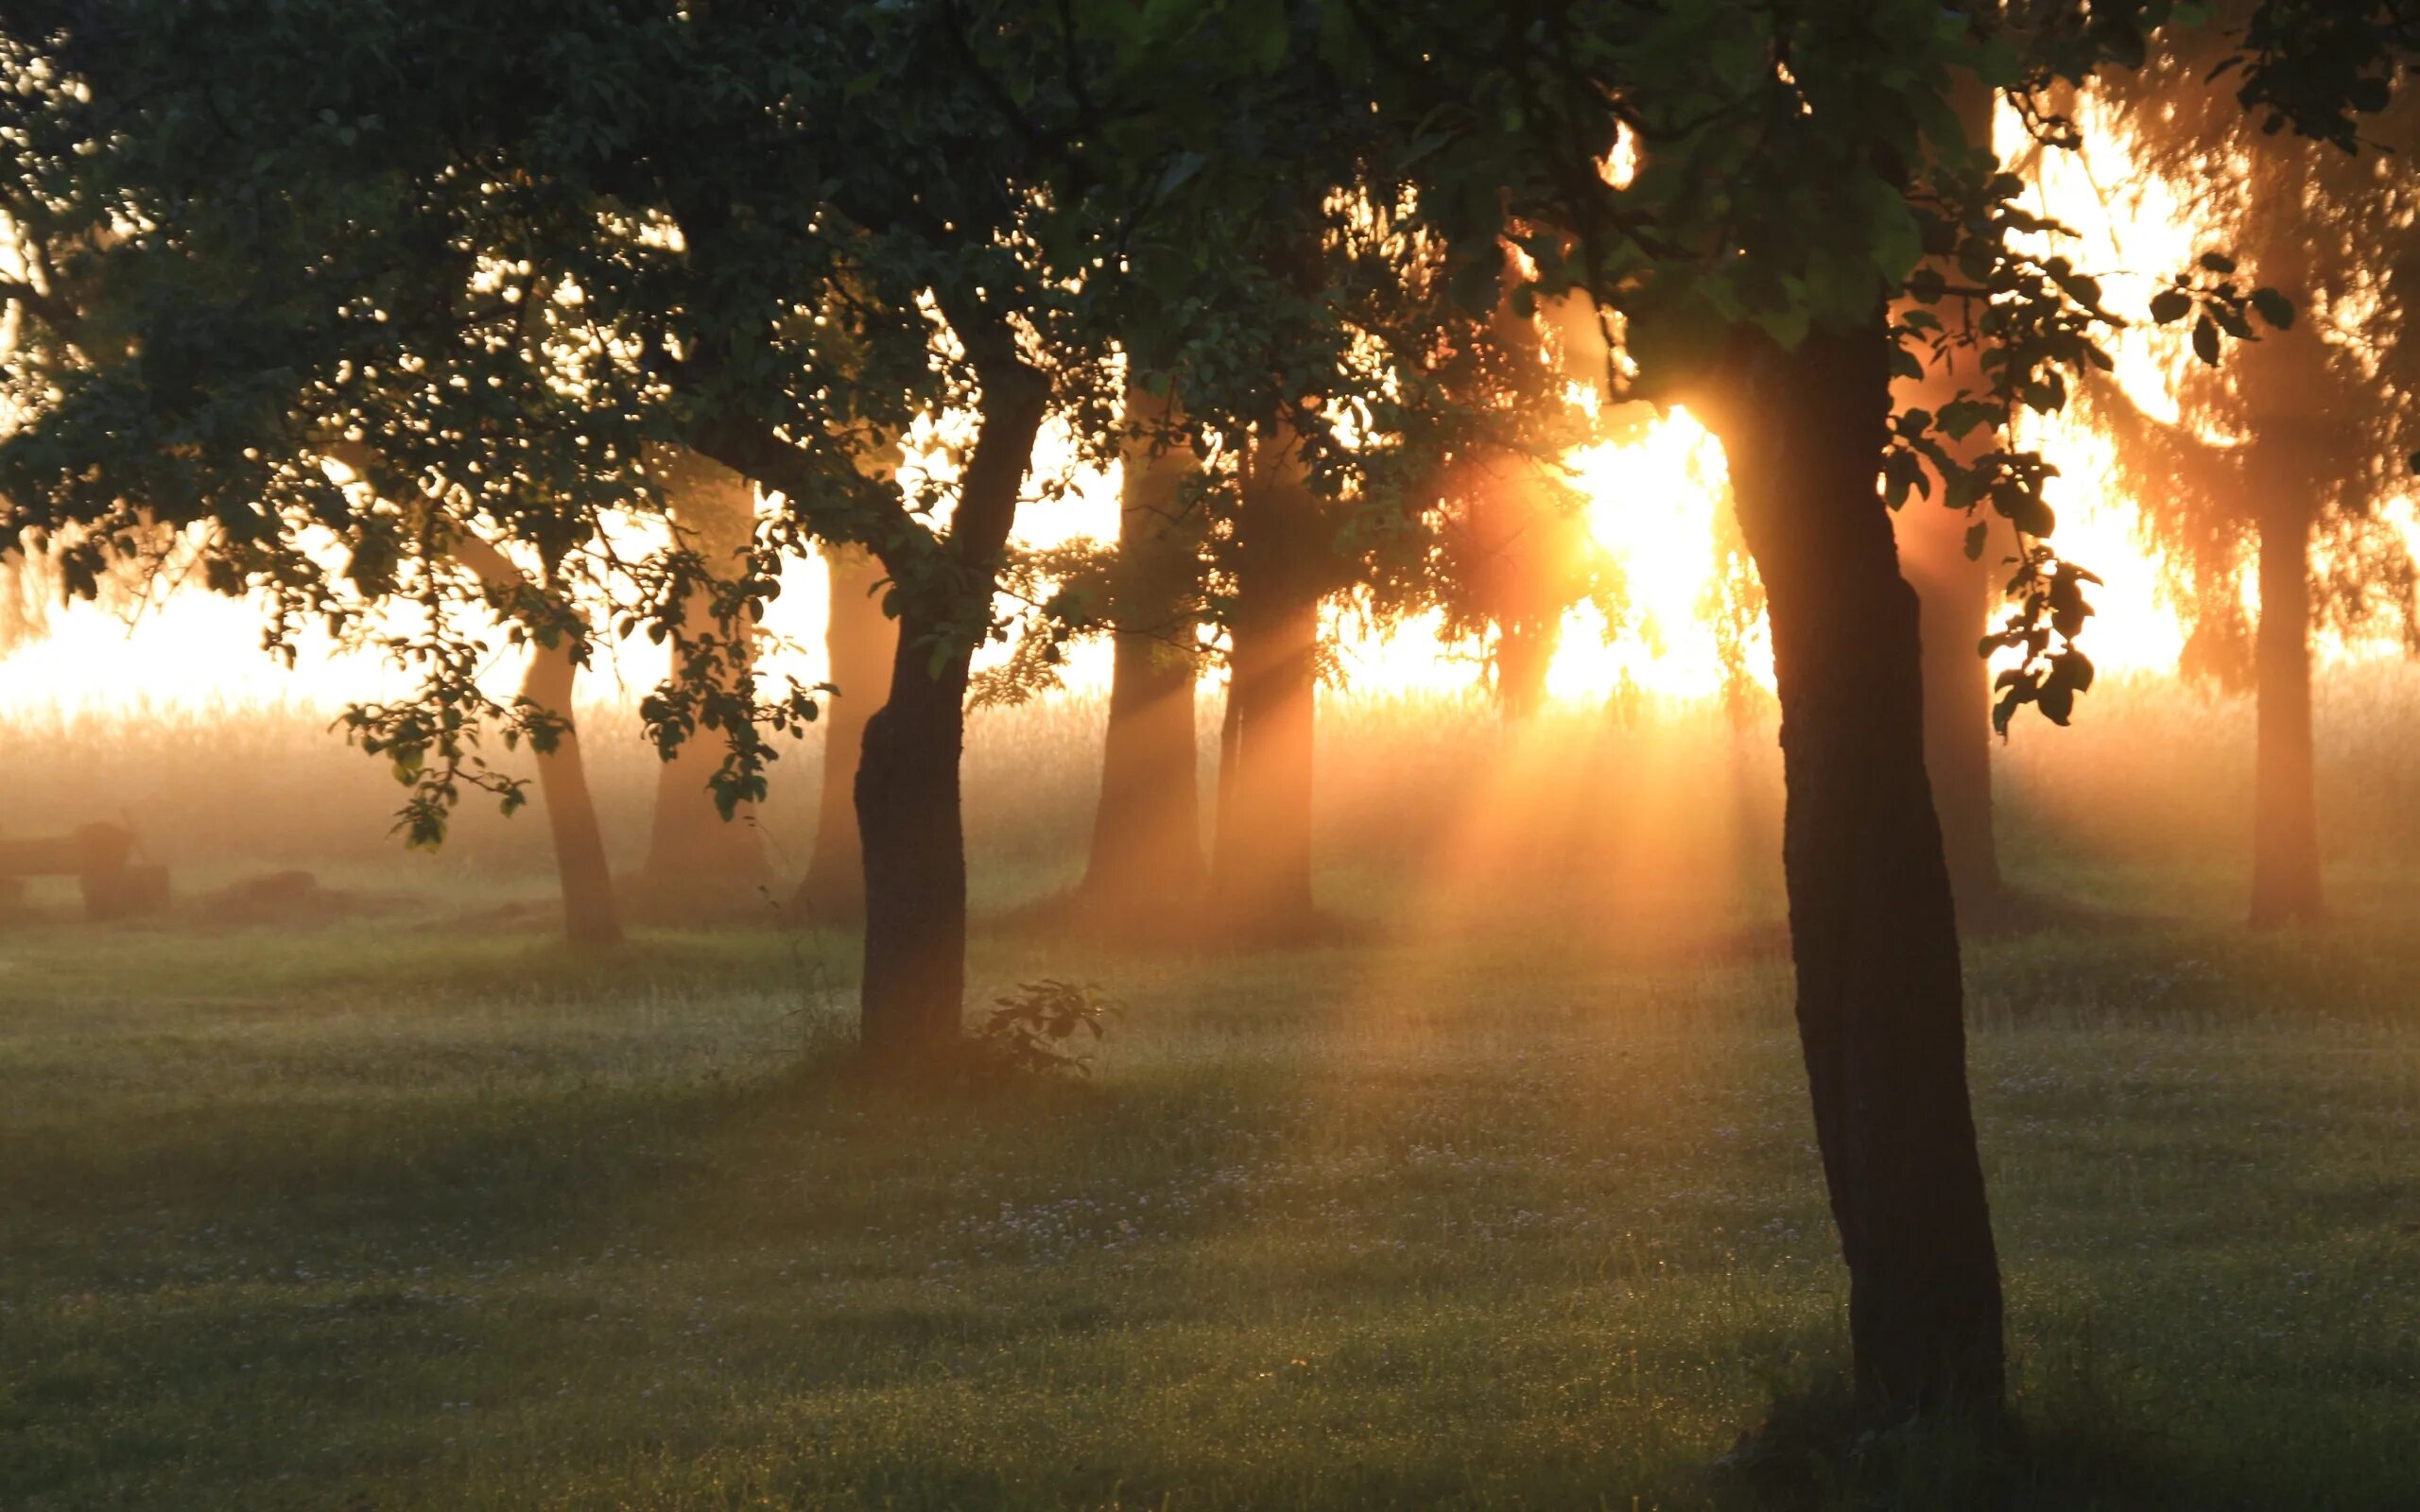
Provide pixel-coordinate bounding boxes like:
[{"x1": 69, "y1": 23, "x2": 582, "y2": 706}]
[
  {"x1": 793, "y1": 542, "x2": 894, "y2": 922},
  {"x1": 638, "y1": 451, "x2": 773, "y2": 914},
  {"x1": 2250, "y1": 485, "x2": 2323, "y2": 927},
  {"x1": 1080, "y1": 397, "x2": 1205, "y2": 928},
  {"x1": 1209, "y1": 436, "x2": 1321, "y2": 940},
  {"x1": 1701, "y1": 321, "x2": 2004, "y2": 1417},
  {"x1": 854, "y1": 359, "x2": 1048, "y2": 1063},
  {"x1": 448, "y1": 530, "x2": 622, "y2": 949},
  {"x1": 856, "y1": 608, "x2": 975, "y2": 1059}
]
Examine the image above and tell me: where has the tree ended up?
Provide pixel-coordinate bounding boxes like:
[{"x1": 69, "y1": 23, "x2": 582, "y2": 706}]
[
  {"x1": 448, "y1": 531, "x2": 624, "y2": 946},
  {"x1": 1207, "y1": 427, "x2": 1331, "y2": 938},
  {"x1": 1077, "y1": 387, "x2": 1210, "y2": 936},
  {"x1": 2079, "y1": 12, "x2": 2420, "y2": 927},
  {"x1": 635, "y1": 449, "x2": 776, "y2": 919},
  {"x1": 0, "y1": 2, "x2": 1145, "y2": 1062},
  {"x1": 1340, "y1": 0, "x2": 2357, "y2": 1416}
]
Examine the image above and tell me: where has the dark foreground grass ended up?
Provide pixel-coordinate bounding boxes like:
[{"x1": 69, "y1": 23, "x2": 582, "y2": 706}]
[{"x1": 3, "y1": 878, "x2": 2418, "y2": 1510}]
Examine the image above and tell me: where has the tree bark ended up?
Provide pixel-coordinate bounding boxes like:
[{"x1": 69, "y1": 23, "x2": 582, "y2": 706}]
[
  {"x1": 856, "y1": 604, "x2": 976, "y2": 1059},
  {"x1": 1699, "y1": 320, "x2": 2004, "y2": 1418},
  {"x1": 1080, "y1": 392, "x2": 1206, "y2": 929},
  {"x1": 637, "y1": 450, "x2": 773, "y2": 914},
  {"x1": 1208, "y1": 434, "x2": 1321, "y2": 940},
  {"x1": 450, "y1": 532, "x2": 622, "y2": 949},
  {"x1": 792, "y1": 541, "x2": 894, "y2": 923},
  {"x1": 855, "y1": 361, "x2": 1048, "y2": 1062},
  {"x1": 2249, "y1": 480, "x2": 2324, "y2": 927}
]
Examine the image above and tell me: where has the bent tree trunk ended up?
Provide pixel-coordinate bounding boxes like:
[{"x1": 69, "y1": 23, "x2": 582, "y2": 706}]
[
  {"x1": 1080, "y1": 393, "x2": 1206, "y2": 929},
  {"x1": 522, "y1": 630, "x2": 624, "y2": 949},
  {"x1": 1209, "y1": 433, "x2": 1321, "y2": 940},
  {"x1": 639, "y1": 451, "x2": 773, "y2": 915},
  {"x1": 1701, "y1": 320, "x2": 2004, "y2": 1416},
  {"x1": 855, "y1": 364, "x2": 1049, "y2": 1063},
  {"x1": 2250, "y1": 481, "x2": 2323, "y2": 927},
  {"x1": 793, "y1": 542, "x2": 894, "y2": 922},
  {"x1": 451, "y1": 532, "x2": 622, "y2": 949}
]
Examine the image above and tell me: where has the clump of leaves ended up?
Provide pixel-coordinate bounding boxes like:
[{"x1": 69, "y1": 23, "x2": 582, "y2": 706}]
[{"x1": 969, "y1": 978, "x2": 1123, "y2": 1081}]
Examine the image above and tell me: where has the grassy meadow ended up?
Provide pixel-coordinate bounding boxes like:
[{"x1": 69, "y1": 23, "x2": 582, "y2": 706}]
[{"x1": 4, "y1": 670, "x2": 2419, "y2": 1508}]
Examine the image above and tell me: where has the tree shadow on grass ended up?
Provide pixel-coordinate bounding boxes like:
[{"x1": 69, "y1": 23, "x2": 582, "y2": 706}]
[{"x1": 1716, "y1": 1374, "x2": 2376, "y2": 1512}]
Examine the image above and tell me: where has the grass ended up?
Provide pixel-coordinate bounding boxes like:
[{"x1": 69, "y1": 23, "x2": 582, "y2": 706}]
[
  {"x1": 4, "y1": 676, "x2": 2420, "y2": 1507},
  {"x1": 6, "y1": 891, "x2": 2420, "y2": 1508}
]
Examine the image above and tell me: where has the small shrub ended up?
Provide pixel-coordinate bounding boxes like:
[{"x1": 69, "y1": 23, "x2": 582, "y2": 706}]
[{"x1": 970, "y1": 977, "x2": 1123, "y2": 1080}]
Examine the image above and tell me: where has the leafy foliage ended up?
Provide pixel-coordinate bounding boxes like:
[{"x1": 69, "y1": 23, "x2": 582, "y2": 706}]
[{"x1": 969, "y1": 977, "x2": 1126, "y2": 1081}]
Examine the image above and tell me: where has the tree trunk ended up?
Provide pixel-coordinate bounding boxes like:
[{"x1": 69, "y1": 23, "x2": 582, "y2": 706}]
[
  {"x1": 856, "y1": 607, "x2": 975, "y2": 1060},
  {"x1": 1700, "y1": 320, "x2": 2004, "y2": 1418},
  {"x1": 2249, "y1": 482, "x2": 2323, "y2": 927},
  {"x1": 449, "y1": 530, "x2": 622, "y2": 949},
  {"x1": 1494, "y1": 615, "x2": 1560, "y2": 721},
  {"x1": 792, "y1": 542, "x2": 894, "y2": 923},
  {"x1": 1080, "y1": 393, "x2": 1205, "y2": 929},
  {"x1": 1896, "y1": 504, "x2": 2003, "y2": 919},
  {"x1": 638, "y1": 450, "x2": 773, "y2": 915},
  {"x1": 854, "y1": 357, "x2": 1048, "y2": 1063},
  {"x1": 521, "y1": 627, "x2": 624, "y2": 949},
  {"x1": 1209, "y1": 434, "x2": 1321, "y2": 940}
]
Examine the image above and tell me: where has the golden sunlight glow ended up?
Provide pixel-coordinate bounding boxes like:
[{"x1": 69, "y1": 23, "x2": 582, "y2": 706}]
[{"x1": 1554, "y1": 405, "x2": 1754, "y2": 700}]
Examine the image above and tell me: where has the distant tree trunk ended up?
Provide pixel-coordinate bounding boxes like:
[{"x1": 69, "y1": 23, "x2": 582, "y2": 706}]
[
  {"x1": 855, "y1": 362, "x2": 1048, "y2": 1063},
  {"x1": 1209, "y1": 434, "x2": 1321, "y2": 940},
  {"x1": 1700, "y1": 319, "x2": 2004, "y2": 1418},
  {"x1": 1896, "y1": 505, "x2": 2003, "y2": 918},
  {"x1": 450, "y1": 532, "x2": 622, "y2": 949},
  {"x1": 638, "y1": 451, "x2": 772, "y2": 914},
  {"x1": 521, "y1": 625, "x2": 624, "y2": 949},
  {"x1": 1494, "y1": 616, "x2": 1560, "y2": 721},
  {"x1": 2250, "y1": 482, "x2": 2324, "y2": 927},
  {"x1": 1080, "y1": 393, "x2": 1205, "y2": 929},
  {"x1": 1891, "y1": 72, "x2": 2003, "y2": 920},
  {"x1": 792, "y1": 542, "x2": 894, "y2": 923}
]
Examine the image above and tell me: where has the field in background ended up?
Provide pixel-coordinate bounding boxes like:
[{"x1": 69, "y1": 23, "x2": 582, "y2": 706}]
[{"x1": 7, "y1": 663, "x2": 2420, "y2": 929}]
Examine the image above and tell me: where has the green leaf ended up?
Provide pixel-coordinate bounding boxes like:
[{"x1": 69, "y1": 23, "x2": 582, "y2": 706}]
[
  {"x1": 2148, "y1": 288, "x2": 2192, "y2": 325},
  {"x1": 2191, "y1": 314, "x2": 2221, "y2": 367}
]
